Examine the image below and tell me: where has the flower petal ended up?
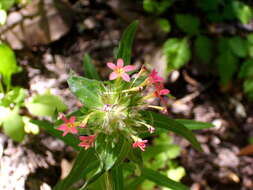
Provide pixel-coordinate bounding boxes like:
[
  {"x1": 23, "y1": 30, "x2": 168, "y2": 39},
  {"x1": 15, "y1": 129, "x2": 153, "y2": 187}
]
[
  {"x1": 57, "y1": 124, "x2": 68, "y2": 131},
  {"x1": 122, "y1": 73, "x2": 130, "y2": 82},
  {"x1": 107, "y1": 62, "x2": 116, "y2": 70},
  {"x1": 123, "y1": 65, "x2": 136, "y2": 72},
  {"x1": 69, "y1": 116, "x2": 75, "y2": 124},
  {"x1": 117, "y1": 58, "x2": 124, "y2": 68},
  {"x1": 109, "y1": 72, "x2": 118, "y2": 80},
  {"x1": 71, "y1": 127, "x2": 78, "y2": 134},
  {"x1": 160, "y1": 89, "x2": 170, "y2": 95},
  {"x1": 63, "y1": 129, "x2": 70, "y2": 136},
  {"x1": 59, "y1": 113, "x2": 68, "y2": 123}
]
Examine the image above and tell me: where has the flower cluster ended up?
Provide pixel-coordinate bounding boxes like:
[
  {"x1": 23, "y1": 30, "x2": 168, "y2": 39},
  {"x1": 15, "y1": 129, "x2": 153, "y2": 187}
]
[{"x1": 57, "y1": 58, "x2": 170, "y2": 151}]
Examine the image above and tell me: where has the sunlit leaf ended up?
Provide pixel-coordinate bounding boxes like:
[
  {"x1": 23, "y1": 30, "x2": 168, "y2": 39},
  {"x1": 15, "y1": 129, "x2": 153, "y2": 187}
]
[
  {"x1": 141, "y1": 168, "x2": 189, "y2": 190},
  {"x1": 175, "y1": 119, "x2": 214, "y2": 130},
  {"x1": 163, "y1": 38, "x2": 191, "y2": 70},
  {"x1": 68, "y1": 75, "x2": 103, "y2": 109}
]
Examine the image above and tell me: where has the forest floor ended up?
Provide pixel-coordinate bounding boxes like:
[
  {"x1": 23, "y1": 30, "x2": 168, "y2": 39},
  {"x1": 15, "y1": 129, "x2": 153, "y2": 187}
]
[{"x1": 0, "y1": 0, "x2": 253, "y2": 190}]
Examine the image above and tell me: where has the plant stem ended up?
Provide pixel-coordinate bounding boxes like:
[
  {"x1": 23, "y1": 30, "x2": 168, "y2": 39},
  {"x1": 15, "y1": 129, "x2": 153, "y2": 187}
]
[{"x1": 0, "y1": 81, "x2": 4, "y2": 93}]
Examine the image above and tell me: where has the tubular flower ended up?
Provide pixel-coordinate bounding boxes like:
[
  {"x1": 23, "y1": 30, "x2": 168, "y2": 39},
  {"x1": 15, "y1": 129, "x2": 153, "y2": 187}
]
[
  {"x1": 78, "y1": 135, "x2": 96, "y2": 150},
  {"x1": 107, "y1": 58, "x2": 136, "y2": 82},
  {"x1": 149, "y1": 69, "x2": 164, "y2": 85},
  {"x1": 132, "y1": 140, "x2": 148, "y2": 151},
  {"x1": 57, "y1": 114, "x2": 78, "y2": 136}
]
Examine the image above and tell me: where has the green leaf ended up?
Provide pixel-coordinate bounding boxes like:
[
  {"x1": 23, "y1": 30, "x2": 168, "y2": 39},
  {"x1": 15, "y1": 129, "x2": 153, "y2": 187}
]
[
  {"x1": 232, "y1": 1, "x2": 253, "y2": 24},
  {"x1": 95, "y1": 134, "x2": 127, "y2": 171},
  {"x1": 32, "y1": 120, "x2": 80, "y2": 150},
  {"x1": 67, "y1": 75, "x2": 103, "y2": 109},
  {"x1": 143, "y1": 0, "x2": 173, "y2": 15},
  {"x1": 26, "y1": 93, "x2": 67, "y2": 117},
  {"x1": 195, "y1": 35, "x2": 213, "y2": 64},
  {"x1": 143, "y1": 111, "x2": 202, "y2": 151},
  {"x1": 175, "y1": 119, "x2": 214, "y2": 130},
  {"x1": 163, "y1": 38, "x2": 191, "y2": 70},
  {"x1": 229, "y1": 37, "x2": 247, "y2": 58},
  {"x1": 0, "y1": 87, "x2": 26, "y2": 107},
  {"x1": 0, "y1": 43, "x2": 20, "y2": 91},
  {"x1": 158, "y1": 18, "x2": 171, "y2": 33},
  {"x1": 243, "y1": 78, "x2": 253, "y2": 98},
  {"x1": 83, "y1": 54, "x2": 100, "y2": 80},
  {"x1": 141, "y1": 168, "x2": 189, "y2": 190},
  {"x1": 3, "y1": 110, "x2": 25, "y2": 142},
  {"x1": 239, "y1": 59, "x2": 253, "y2": 78},
  {"x1": 116, "y1": 21, "x2": 138, "y2": 65},
  {"x1": 54, "y1": 149, "x2": 99, "y2": 190},
  {"x1": 175, "y1": 14, "x2": 200, "y2": 35},
  {"x1": 111, "y1": 165, "x2": 124, "y2": 190},
  {"x1": 0, "y1": 0, "x2": 15, "y2": 10},
  {"x1": 124, "y1": 176, "x2": 145, "y2": 190},
  {"x1": 217, "y1": 50, "x2": 238, "y2": 85}
]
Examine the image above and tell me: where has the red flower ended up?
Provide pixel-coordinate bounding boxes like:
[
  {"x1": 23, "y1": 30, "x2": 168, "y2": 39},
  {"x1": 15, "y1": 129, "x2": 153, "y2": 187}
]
[
  {"x1": 78, "y1": 135, "x2": 96, "y2": 150},
  {"x1": 132, "y1": 140, "x2": 148, "y2": 151},
  {"x1": 149, "y1": 69, "x2": 164, "y2": 85},
  {"x1": 107, "y1": 58, "x2": 136, "y2": 82},
  {"x1": 57, "y1": 114, "x2": 78, "y2": 136}
]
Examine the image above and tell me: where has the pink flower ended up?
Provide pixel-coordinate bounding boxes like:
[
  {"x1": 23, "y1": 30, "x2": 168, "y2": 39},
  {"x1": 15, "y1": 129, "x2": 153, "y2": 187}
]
[
  {"x1": 107, "y1": 58, "x2": 136, "y2": 82},
  {"x1": 78, "y1": 135, "x2": 96, "y2": 150},
  {"x1": 154, "y1": 83, "x2": 170, "y2": 98},
  {"x1": 149, "y1": 69, "x2": 164, "y2": 84},
  {"x1": 57, "y1": 114, "x2": 78, "y2": 136},
  {"x1": 132, "y1": 140, "x2": 148, "y2": 151}
]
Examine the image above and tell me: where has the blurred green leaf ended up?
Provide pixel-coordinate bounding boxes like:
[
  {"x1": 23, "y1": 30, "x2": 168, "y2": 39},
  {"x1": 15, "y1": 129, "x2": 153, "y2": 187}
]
[
  {"x1": 158, "y1": 18, "x2": 171, "y2": 33},
  {"x1": 116, "y1": 21, "x2": 138, "y2": 65},
  {"x1": 143, "y1": 111, "x2": 202, "y2": 151},
  {"x1": 167, "y1": 166, "x2": 186, "y2": 182},
  {"x1": 195, "y1": 35, "x2": 213, "y2": 64},
  {"x1": 124, "y1": 176, "x2": 145, "y2": 190},
  {"x1": 175, "y1": 119, "x2": 214, "y2": 130},
  {"x1": 163, "y1": 38, "x2": 191, "y2": 70},
  {"x1": 0, "y1": 43, "x2": 20, "y2": 91},
  {"x1": 239, "y1": 59, "x2": 253, "y2": 78},
  {"x1": 33, "y1": 120, "x2": 80, "y2": 150},
  {"x1": 243, "y1": 79, "x2": 253, "y2": 99},
  {"x1": 83, "y1": 54, "x2": 100, "y2": 80},
  {"x1": 229, "y1": 37, "x2": 247, "y2": 58},
  {"x1": 141, "y1": 168, "x2": 189, "y2": 190},
  {"x1": 68, "y1": 75, "x2": 103, "y2": 109},
  {"x1": 0, "y1": 0, "x2": 15, "y2": 10},
  {"x1": 175, "y1": 14, "x2": 200, "y2": 35},
  {"x1": 232, "y1": 1, "x2": 253, "y2": 24},
  {"x1": 26, "y1": 93, "x2": 67, "y2": 117},
  {"x1": 197, "y1": 0, "x2": 220, "y2": 11},
  {"x1": 217, "y1": 50, "x2": 238, "y2": 85},
  {"x1": 143, "y1": 0, "x2": 173, "y2": 15},
  {"x1": 3, "y1": 110, "x2": 25, "y2": 142}
]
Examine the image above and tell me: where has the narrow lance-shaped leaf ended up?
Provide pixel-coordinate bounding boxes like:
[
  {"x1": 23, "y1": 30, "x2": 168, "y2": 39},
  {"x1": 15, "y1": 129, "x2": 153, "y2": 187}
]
[
  {"x1": 141, "y1": 168, "x2": 189, "y2": 190},
  {"x1": 83, "y1": 54, "x2": 100, "y2": 80},
  {"x1": 175, "y1": 119, "x2": 214, "y2": 130},
  {"x1": 54, "y1": 149, "x2": 99, "y2": 190},
  {"x1": 111, "y1": 165, "x2": 124, "y2": 190},
  {"x1": 142, "y1": 111, "x2": 202, "y2": 151},
  {"x1": 116, "y1": 20, "x2": 139, "y2": 65}
]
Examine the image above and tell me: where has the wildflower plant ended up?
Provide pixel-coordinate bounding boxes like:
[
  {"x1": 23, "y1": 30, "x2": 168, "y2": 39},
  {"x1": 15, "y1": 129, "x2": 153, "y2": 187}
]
[{"x1": 40, "y1": 21, "x2": 214, "y2": 190}]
